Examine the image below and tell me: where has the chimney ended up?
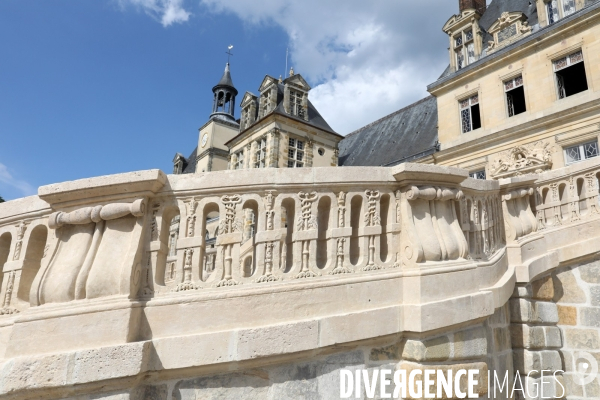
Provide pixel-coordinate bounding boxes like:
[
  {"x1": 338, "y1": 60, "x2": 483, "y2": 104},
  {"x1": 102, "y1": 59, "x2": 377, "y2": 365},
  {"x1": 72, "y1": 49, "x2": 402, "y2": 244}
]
[{"x1": 459, "y1": 0, "x2": 486, "y2": 14}]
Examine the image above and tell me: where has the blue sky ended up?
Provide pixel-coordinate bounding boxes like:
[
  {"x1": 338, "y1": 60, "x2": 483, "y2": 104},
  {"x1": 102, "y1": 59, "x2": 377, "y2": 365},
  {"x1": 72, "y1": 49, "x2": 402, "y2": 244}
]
[{"x1": 0, "y1": 0, "x2": 456, "y2": 201}]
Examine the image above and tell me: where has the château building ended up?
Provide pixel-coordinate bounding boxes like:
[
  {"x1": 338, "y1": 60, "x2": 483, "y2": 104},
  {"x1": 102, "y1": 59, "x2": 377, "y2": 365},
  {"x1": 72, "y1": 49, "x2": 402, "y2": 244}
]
[{"x1": 342, "y1": 0, "x2": 600, "y2": 182}]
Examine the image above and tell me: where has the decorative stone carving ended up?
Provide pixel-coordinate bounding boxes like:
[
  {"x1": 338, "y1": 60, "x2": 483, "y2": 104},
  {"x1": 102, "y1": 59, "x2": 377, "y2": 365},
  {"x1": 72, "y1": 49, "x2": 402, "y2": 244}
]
[
  {"x1": 0, "y1": 271, "x2": 18, "y2": 315},
  {"x1": 330, "y1": 238, "x2": 351, "y2": 275},
  {"x1": 399, "y1": 186, "x2": 468, "y2": 267},
  {"x1": 256, "y1": 242, "x2": 279, "y2": 283},
  {"x1": 12, "y1": 221, "x2": 28, "y2": 261},
  {"x1": 364, "y1": 190, "x2": 381, "y2": 227},
  {"x1": 175, "y1": 248, "x2": 198, "y2": 291},
  {"x1": 219, "y1": 195, "x2": 242, "y2": 234},
  {"x1": 487, "y1": 12, "x2": 532, "y2": 54},
  {"x1": 362, "y1": 190, "x2": 382, "y2": 271},
  {"x1": 185, "y1": 200, "x2": 199, "y2": 238},
  {"x1": 297, "y1": 192, "x2": 318, "y2": 231},
  {"x1": 395, "y1": 190, "x2": 402, "y2": 224},
  {"x1": 490, "y1": 141, "x2": 553, "y2": 179},
  {"x1": 150, "y1": 203, "x2": 160, "y2": 242},
  {"x1": 295, "y1": 191, "x2": 319, "y2": 279},
  {"x1": 502, "y1": 187, "x2": 538, "y2": 243},
  {"x1": 337, "y1": 191, "x2": 346, "y2": 228},
  {"x1": 141, "y1": 252, "x2": 154, "y2": 296},
  {"x1": 264, "y1": 191, "x2": 275, "y2": 231}
]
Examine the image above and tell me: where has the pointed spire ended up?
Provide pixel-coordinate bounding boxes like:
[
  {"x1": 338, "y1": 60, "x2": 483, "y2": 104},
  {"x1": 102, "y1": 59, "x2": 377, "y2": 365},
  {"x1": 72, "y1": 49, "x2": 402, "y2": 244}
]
[{"x1": 216, "y1": 63, "x2": 235, "y2": 88}]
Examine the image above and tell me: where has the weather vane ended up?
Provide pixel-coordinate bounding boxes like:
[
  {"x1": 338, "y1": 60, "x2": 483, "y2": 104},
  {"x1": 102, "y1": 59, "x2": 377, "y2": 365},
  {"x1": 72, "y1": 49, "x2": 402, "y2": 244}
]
[{"x1": 226, "y1": 45, "x2": 233, "y2": 64}]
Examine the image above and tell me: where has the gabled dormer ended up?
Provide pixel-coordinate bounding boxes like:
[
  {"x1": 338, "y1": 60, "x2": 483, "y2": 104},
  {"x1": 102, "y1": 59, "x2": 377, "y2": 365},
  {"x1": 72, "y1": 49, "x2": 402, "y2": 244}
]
[
  {"x1": 443, "y1": 0, "x2": 486, "y2": 72},
  {"x1": 486, "y1": 12, "x2": 532, "y2": 54},
  {"x1": 257, "y1": 76, "x2": 279, "y2": 119},
  {"x1": 240, "y1": 92, "x2": 258, "y2": 131},
  {"x1": 283, "y1": 71, "x2": 311, "y2": 121}
]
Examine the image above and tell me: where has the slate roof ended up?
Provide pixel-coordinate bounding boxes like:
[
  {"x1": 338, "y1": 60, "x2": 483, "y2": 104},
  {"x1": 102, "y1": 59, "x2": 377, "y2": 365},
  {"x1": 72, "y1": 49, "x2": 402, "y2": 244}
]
[
  {"x1": 226, "y1": 81, "x2": 340, "y2": 146},
  {"x1": 338, "y1": 96, "x2": 438, "y2": 167},
  {"x1": 182, "y1": 147, "x2": 197, "y2": 174},
  {"x1": 479, "y1": 0, "x2": 539, "y2": 43},
  {"x1": 214, "y1": 63, "x2": 235, "y2": 89}
]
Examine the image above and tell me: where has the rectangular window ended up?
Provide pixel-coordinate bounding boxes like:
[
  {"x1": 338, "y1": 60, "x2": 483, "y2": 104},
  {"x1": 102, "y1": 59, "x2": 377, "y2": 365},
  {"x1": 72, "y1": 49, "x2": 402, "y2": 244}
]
[
  {"x1": 287, "y1": 138, "x2": 305, "y2": 168},
  {"x1": 554, "y1": 50, "x2": 588, "y2": 99},
  {"x1": 564, "y1": 141, "x2": 599, "y2": 165},
  {"x1": 562, "y1": 0, "x2": 576, "y2": 17},
  {"x1": 254, "y1": 138, "x2": 266, "y2": 168},
  {"x1": 234, "y1": 150, "x2": 244, "y2": 170},
  {"x1": 262, "y1": 91, "x2": 272, "y2": 117},
  {"x1": 547, "y1": 0, "x2": 560, "y2": 24},
  {"x1": 289, "y1": 90, "x2": 305, "y2": 118},
  {"x1": 470, "y1": 170, "x2": 486, "y2": 180},
  {"x1": 505, "y1": 75, "x2": 526, "y2": 117},
  {"x1": 459, "y1": 95, "x2": 481, "y2": 133},
  {"x1": 455, "y1": 29, "x2": 475, "y2": 70}
]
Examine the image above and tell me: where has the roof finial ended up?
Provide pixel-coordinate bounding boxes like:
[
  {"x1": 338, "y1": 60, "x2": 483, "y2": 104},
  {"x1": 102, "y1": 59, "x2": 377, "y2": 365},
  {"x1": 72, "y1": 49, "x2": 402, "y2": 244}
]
[
  {"x1": 226, "y1": 45, "x2": 234, "y2": 64},
  {"x1": 279, "y1": 75, "x2": 283, "y2": 83},
  {"x1": 289, "y1": 66, "x2": 294, "y2": 77}
]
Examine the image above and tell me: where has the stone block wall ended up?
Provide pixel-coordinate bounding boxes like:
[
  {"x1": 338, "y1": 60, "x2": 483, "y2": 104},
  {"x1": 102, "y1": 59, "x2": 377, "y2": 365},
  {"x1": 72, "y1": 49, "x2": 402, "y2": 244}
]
[{"x1": 552, "y1": 259, "x2": 600, "y2": 399}]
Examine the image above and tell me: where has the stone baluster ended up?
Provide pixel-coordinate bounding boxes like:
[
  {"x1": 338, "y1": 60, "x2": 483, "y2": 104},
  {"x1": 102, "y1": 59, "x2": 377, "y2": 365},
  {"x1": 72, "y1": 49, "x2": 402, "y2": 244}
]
[
  {"x1": 362, "y1": 189, "x2": 382, "y2": 272},
  {"x1": 294, "y1": 191, "x2": 319, "y2": 279},
  {"x1": 216, "y1": 195, "x2": 243, "y2": 287}
]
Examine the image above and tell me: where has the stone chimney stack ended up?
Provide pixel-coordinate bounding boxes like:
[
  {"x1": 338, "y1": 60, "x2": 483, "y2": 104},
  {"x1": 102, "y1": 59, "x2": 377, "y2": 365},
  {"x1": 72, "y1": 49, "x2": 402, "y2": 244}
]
[{"x1": 459, "y1": 0, "x2": 486, "y2": 14}]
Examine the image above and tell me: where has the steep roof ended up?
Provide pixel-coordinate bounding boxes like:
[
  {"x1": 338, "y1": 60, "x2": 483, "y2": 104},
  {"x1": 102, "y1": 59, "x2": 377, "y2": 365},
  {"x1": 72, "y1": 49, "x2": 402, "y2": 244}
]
[
  {"x1": 214, "y1": 63, "x2": 235, "y2": 89},
  {"x1": 338, "y1": 96, "x2": 438, "y2": 167},
  {"x1": 479, "y1": 0, "x2": 539, "y2": 43}
]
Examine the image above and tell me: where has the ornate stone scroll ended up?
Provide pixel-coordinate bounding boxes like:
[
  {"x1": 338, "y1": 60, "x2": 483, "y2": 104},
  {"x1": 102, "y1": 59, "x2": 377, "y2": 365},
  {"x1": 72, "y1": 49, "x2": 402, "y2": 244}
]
[
  {"x1": 502, "y1": 188, "x2": 538, "y2": 243},
  {"x1": 175, "y1": 248, "x2": 198, "y2": 291},
  {"x1": 399, "y1": 186, "x2": 468, "y2": 267},
  {"x1": 33, "y1": 199, "x2": 147, "y2": 306}
]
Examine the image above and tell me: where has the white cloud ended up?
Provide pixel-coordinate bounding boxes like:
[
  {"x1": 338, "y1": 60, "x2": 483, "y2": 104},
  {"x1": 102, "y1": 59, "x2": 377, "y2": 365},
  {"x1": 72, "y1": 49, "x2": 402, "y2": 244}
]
[
  {"x1": 121, "y1": 0, "x2": 191, "y2": 27},
  {"x1": 0, "y1": 163, "x2": 36, "y2": 197},
  {"x1": 199, "y1": 0, "x2": 456, "y2": 134}
]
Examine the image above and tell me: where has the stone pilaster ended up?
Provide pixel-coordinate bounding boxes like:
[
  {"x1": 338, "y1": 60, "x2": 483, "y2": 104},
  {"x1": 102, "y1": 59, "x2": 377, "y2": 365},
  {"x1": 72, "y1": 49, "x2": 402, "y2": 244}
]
[
  {"x1": 267, "y1": 129, "x2": 280, "y2": 168},
  {"x1": 248, "y1": 142, "x2": 257, "y2": 169},
  {"x1": 305, "y1": 140, "x2": 314, "y2": 168}
]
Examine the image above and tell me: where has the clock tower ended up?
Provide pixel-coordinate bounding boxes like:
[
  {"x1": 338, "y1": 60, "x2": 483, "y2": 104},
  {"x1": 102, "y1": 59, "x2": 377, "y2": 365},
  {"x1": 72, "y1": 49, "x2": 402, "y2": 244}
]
[{"x1": 194, "y1": 63, "x2": 240, "y2": 173}]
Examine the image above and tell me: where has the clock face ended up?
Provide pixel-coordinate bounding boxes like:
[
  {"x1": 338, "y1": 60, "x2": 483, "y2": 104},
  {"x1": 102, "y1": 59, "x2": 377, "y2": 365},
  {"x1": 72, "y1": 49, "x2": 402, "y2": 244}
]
[{"x1": 201, "y1": 133, "x2": 208, "y2": 148}]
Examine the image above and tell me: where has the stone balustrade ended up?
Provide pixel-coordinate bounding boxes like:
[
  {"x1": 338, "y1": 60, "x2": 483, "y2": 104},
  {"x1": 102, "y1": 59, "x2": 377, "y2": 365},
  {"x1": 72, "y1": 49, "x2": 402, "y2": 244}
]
[{"x1": 0, "y1": 162, "x2": 599, "y2": 399}]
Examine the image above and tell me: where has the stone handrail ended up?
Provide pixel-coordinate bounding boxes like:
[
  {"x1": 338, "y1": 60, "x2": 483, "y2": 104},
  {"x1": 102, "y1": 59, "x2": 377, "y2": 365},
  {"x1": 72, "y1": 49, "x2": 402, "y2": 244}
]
[{"x1": 2, "y1": 161, "x2": 600, "y2": 398}]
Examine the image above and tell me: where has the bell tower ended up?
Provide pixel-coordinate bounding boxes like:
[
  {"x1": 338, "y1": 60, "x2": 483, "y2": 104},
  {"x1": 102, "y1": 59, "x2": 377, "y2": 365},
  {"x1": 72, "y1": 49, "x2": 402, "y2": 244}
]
[{"x1": 210, "y1": 63, "x2": 238, "y2": 122}]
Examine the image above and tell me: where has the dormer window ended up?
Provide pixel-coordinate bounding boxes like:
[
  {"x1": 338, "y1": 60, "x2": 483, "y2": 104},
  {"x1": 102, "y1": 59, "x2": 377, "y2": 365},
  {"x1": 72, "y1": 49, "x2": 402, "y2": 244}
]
[
  {"x1": 454, "y1": 29, "x2": 475, "y2": 70},
  {"x1": 242, "y1": 107, "x2": 252, "y2": 130},
  {"x1": 289, "y1": 90, "x2": 305, "y2": 118},
  {"x1": 546, "y1": 0, "x2": 576, "y2": 25},
  {"x1": 262, "y1": 90, "x2": 273, "y2": 117}
]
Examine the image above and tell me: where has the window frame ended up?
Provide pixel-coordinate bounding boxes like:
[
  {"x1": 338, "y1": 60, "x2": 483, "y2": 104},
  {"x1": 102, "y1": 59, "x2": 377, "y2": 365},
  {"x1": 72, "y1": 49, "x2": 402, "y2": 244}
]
[
  {"x1": 287, "y1": 137, "x2": 305, "y2": 168},
  {"x1": 459, "y1": 94, "x2": 481, "y2": 134},
  {"x1": 563, "y1": 140, "x2": 599, "y2": 165},
  {"x1": 254, "y1": 138, "x2": 267, "y2": 168},
  {"x1": 470, "y1": 170, "x2": 486, "y2": 180},
  {"x1": 289, "y1": 90, "x2": 305, "y2": 118},
  {"x1": 454, "y1": 28, "x2": 475, "y2": 70},
  {"x1": 546, "y1": 0, "x2": 576, "y2": 24},
  {"x1": 234, "y1": 149, "x2": 245, "y2": 170},
  {"x1": 553, "y1": 50, "x2": 586, "y2": 100},
  {"x1": 503, "y1": 75, "x2": 526, "y2": 118}
]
